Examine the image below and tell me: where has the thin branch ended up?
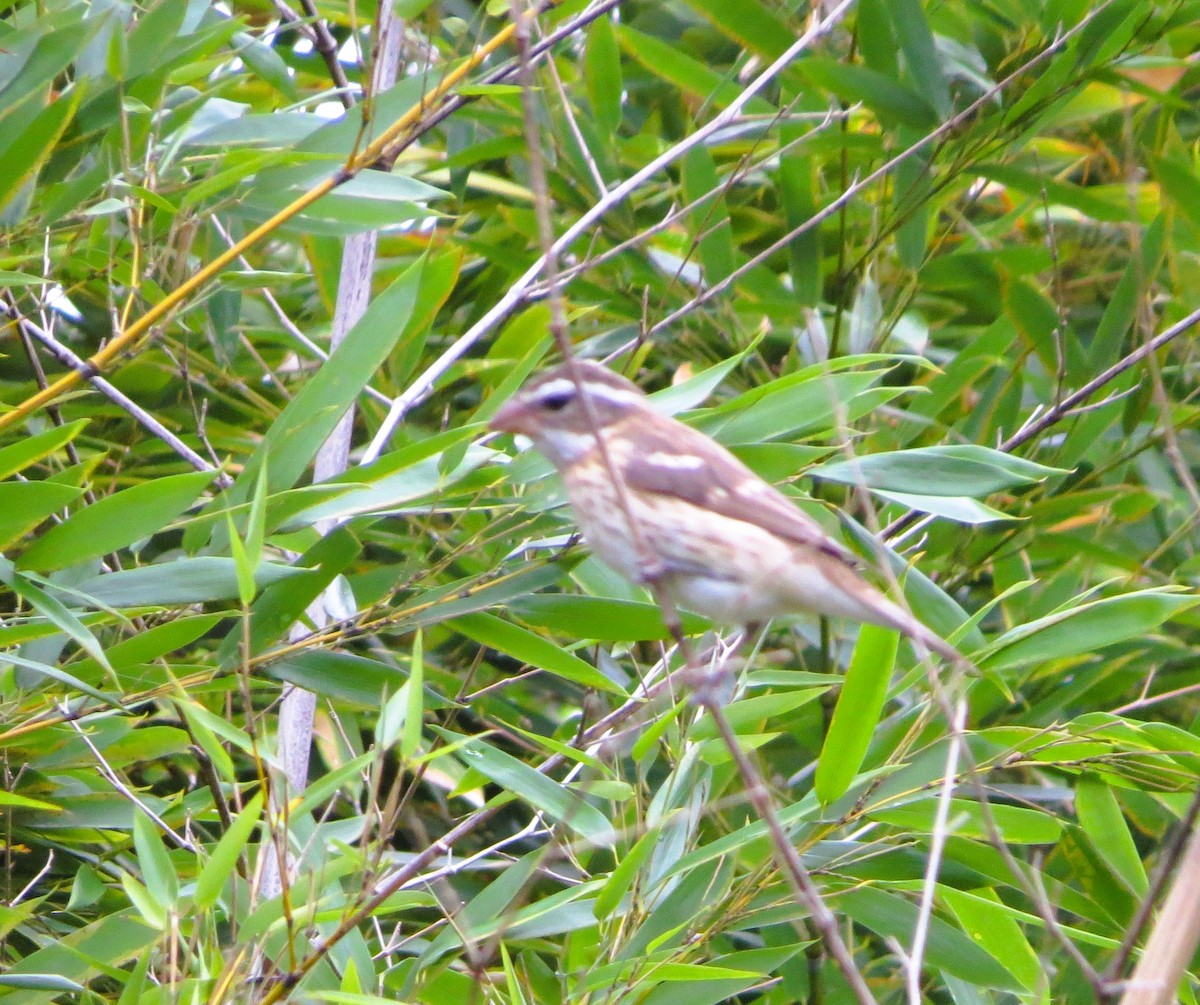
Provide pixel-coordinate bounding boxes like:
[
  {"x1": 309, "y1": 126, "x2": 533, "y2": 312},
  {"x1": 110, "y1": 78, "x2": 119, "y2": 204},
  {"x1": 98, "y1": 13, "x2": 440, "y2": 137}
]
[
  {"x1": 0, "y1": 2, "x2": 563, "y2": 434},
  {"x1": 908, "y1": 698, "x2": 966, "y2": 1002},
  {"x1": 206, "y1": 217, "x2": 392, "y2": 407},
  {"x1": 524, "y1": 110, "x2": 848, "y2": 304},
  {"x1": 361, "y1": 0, "x2": 859, "y2": 463},
  {"x1": 702, "y1": 693, "x2": 878, "y2": 1005},
  {"x1": 0, "y1": 299, "x2": 232, "y2": 488},
  {"x1": 639, "y1": 1, "x2": 1117, "y2": 347},
  {"x1": 883, "y1": 305, "x2": 1200, "y2": 542},
  {"x1": 63, "y1": 704, "x2": 198, "y2": 853},
  {"x1": 248, "y1": 639, "x2": 710, "y2": 1005},
  {"x1": 295, "y1": 0, "x2": 355, "y2": 106}
]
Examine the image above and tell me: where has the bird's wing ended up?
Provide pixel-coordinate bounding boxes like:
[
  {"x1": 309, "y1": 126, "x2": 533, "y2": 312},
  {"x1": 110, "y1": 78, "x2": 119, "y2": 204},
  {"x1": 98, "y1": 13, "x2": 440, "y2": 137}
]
[{"x1": 611, "y1": 413, "x2": 861, "y2": 567}]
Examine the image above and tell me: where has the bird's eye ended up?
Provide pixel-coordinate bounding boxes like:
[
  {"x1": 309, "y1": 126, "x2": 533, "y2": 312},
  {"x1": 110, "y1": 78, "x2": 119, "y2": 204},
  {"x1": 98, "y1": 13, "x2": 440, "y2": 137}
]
[{"x1": 540, "y1": 391, "x2": 573, "y2": 412}]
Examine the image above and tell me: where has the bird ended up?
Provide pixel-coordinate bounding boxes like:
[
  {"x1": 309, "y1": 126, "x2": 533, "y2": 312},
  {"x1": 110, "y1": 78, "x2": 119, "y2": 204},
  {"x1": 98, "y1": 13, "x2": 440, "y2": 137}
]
[{"x1": 489, "y1": 358, "x2": 965, "y2": 664}]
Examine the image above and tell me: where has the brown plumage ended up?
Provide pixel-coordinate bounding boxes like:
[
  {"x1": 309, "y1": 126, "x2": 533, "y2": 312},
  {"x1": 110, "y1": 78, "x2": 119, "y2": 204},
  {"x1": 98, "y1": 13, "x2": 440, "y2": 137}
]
[{"x1": 490, "y1": 359, "x2": 964, "y2": 663}]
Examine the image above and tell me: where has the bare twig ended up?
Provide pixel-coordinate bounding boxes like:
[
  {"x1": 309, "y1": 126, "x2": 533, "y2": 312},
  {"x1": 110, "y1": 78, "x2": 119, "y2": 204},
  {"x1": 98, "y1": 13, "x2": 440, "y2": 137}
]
[
  {"x1": 1, "y1": 299, "x2": 232, "y2": 488},
  {"x1": 701, "y1": 693, "x2": 878, "y2": 1005},
  {"x1": 63, "y1": 704, "x2": 198, "y2": 853},
  {"x1": 361, "y1": 0, "x2": 859, "y2": 462},
  {"x1": 883, "y1": 305, "x2": 1200, "y2": 542},
  {"x1": 639, "y1": 2, "x2": 1117, "y2": 347},
  {"x1": 296, "y1": 0, "x2": 355, "y2": 106},
  {"x1": 0, "y1": 2, "x2": 570, "y2": 434},
  {"x1": 908, "y1": 699, "x2": 966, "y2": 1002}
]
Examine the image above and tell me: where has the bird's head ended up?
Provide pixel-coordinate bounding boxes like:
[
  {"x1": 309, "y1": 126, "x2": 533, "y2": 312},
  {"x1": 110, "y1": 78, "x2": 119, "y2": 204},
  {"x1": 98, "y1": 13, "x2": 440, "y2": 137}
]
[{"x1": 489, "y1": 360, "x2": 647, "y2": 467}]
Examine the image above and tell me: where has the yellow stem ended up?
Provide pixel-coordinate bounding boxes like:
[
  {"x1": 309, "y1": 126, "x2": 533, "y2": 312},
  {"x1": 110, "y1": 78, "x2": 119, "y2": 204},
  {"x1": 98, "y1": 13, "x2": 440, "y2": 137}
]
[{"x1": 0, "y1": 19, "x2": 524, "y2": 433}]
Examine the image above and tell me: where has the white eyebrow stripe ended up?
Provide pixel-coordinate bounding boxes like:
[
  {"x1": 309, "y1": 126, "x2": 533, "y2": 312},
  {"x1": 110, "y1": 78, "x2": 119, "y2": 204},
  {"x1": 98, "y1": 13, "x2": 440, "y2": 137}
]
[
  {"x1": 531, "y1": 378, "x2": 645, "y2": 407},
  {"x1": 644, "y1": 452, "x2": 704, "y2": 469},
  {"x1": 532, "y1": 379, "x2": 575, "y2": 400}
]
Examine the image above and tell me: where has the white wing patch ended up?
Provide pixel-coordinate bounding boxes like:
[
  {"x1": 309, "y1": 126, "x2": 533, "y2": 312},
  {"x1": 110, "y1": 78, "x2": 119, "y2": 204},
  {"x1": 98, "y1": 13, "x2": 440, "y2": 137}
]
[{"x1": 643, "y1": 451, "x2": 705, "y2": 470}]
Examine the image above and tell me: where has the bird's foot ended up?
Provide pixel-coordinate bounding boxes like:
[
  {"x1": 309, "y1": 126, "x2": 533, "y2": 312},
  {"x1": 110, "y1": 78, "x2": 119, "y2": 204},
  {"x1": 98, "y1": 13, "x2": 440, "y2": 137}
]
[
  {"x1": 678, "y1": 630, "x2": 746, "y2": 706},
  {"x1": 683, "y1": 662, "x2": 735, "y2": 707}
]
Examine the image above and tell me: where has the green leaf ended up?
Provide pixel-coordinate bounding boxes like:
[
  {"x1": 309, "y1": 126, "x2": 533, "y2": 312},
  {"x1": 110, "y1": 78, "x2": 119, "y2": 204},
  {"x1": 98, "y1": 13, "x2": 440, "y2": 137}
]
[
  {"x1": 699, "y1": 365, "x2": 888, "y2": 444},
  {"x1": 684, "y1": 0, "x2": 793, "y2": 59},
  {"x1": 230, "y1": 260, "x2": 425, "y2": 499},
  {"x1": 0, "y1": 88, "x2": 82, "y2": 215},
  {"x1": 815, "y1": 623, "x2": 898, "y2": 803},
  {"x1": 0, "y1": 975, "x2": 85, "y2": 992},
  {"x1": 280, "y1": 430, "x2": 490, "y2": 529},
  {"x1": 616, "y1": 25, "x2": 774, "y2": 115},
  {"x1": 1154, "y1": 157, "x2": 1200, "y2": 232},
  {"x1": 798, "y1": 57, "x2": 937, "y2": 128},
  {"x1": 233, "y1": 30, "x2": 297, "y2": 100},
  {"x1": 418, "y1": 852, "x2": 540, "y2": 964},
  {"x1": 0, "y1": 419, "x2": 88, "y2": 478},
  {"x1": 510, "y1": 595, "x2": 709, "y2": 641},
  {"x1": 837, "y1": 886, "x2": 1023, "y2": 989},
  {"x1": 594, "y1": 826, "x2": 658, "y2": 920},
  {"x1": 228, "y1": 515, "x2": 255, "y2": 607},
  {"x1": 456, "y1": 83, "x2": 523, "y2": 97},
  {"x1": 0, "y1": 556, "x2": 113, "y2": 675},
  {"x1": 0, "y1": 480, "x2": 86, "y2": 549},
  {"x1": 75, "y1": 615, "x2": 224, "y2": 674},
  {"x1": 810, "y1": 445, "x2": 1066, "y2": 496},
  {"x1": 194, "y1": 792, "x2": 263, "y2": 908},
  {"x1": 649, "y1": 351, "x2": 754, "y2": 415},
  {"x1": 890, "y1": 0, "x2": 952, "y2": 117},
  {"x1": 242, "y1": 172, "x2": 447, "y2": 236},
  {"x1": 125, "y1": 0, "x2": 188, "y2": 72},
  {"x1": 450, "y1": 732, "x2": 617, "y2": 847},
  {"x1": 18, "y1": 470, "x2": 216, "y2": 572},
  {"x1": 71, "y1": 558, "x2": 306, "y2": 608},
  {"x1": 1075, "y1": 774, "x2": 1148, "y2": 895},
  {"x1": 0, "y1": 910, "x2": 157, "y2": 989},
  {"x1": 584, "y1": 16, "x2": 622, "y2": 135},
  {"x1": 778, "y1": 145, "x2": 821, "y2": 308},
  {"x1": 0, "y1": 19, "x2": 98, "y2": 127},
  {"x1": 267, "y1": 650, "x2": 410, "y2": 705},
  {"x1": 869, "y1": 798, "x2": 1065, "y2": 844},
  {"x1": 682, "y1": 145, "x2": 735, "y2": 287},
  {"x1": 940, "y1": 887, "x2": 1042, "y2": 992},
  {"x1": 132, "y1": 810, "x2": 178, "y2": 904},
  {"x1": 451, "y1": 612, "x2": 625, "y2": 695},
  {"x1": 0, "y1": 269, "x2": 50, "y2": 286},
  {"x1": 689, "y1": 688, "x2": 827, "y2": 740},
  {"x1": 227, "y1": 525, "x2": 360, "y2": 661},
  {"x1": 871, "y1": 490, "x2": 1017, "y2": 525},
  {"x1": 121, "y1": 872, "x2": 165, "y2": 929},
  {"x1": 402, "y1": 629, "x2": 424, "y2": 759},
  {"x1": 392, "y1": 563, "x2": 567, "y2": 630},
  {"x1": 982, "y1": 589, "x2": 1200, "y2": 671},
  {"x1": 229, "y1": 462, "x2": 268, "y2": 605},
  {"x1": 0, "y1": 650, "x2": 118, "y2": 705},
  {"x1": 183, "y1": 112, "x2": 325, "y2": 149},
  {"x1": 978, "y1": 163, "x2": 1131, "y2": 223}
]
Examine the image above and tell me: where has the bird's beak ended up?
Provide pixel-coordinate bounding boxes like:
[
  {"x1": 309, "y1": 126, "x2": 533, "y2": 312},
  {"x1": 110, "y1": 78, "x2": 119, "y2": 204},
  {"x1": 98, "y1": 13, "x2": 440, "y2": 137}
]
[{"x1": 488, "y1": 396, "x2": 530, "y2": 436}]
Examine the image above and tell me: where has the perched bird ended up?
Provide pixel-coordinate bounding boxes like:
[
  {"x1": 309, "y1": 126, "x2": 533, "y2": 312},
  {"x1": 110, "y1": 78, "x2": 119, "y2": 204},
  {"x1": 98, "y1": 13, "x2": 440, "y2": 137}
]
[{"x1": 490, "y1": 359, "x2": 964, "y2": 664}]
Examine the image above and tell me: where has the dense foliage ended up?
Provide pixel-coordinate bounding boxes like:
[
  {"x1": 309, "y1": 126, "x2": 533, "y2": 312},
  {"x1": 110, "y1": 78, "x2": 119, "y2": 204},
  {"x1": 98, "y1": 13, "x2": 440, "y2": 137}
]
[{"x1": 2, "y1": 0, "x2": 1200, "y2": 1002}]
